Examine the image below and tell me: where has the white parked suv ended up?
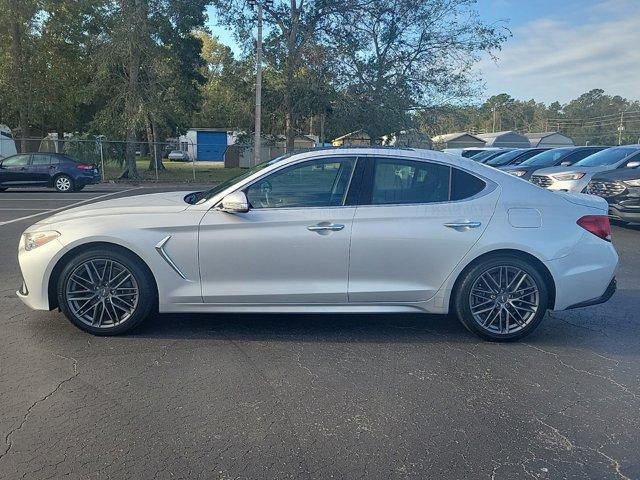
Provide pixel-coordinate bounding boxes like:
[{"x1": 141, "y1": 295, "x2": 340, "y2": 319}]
[
  {"x1": 531, "y1": 145, "x2": 640, "y2": 192},
  {"x1": 17, "y1": 148, "x2": 618, "y2": 341}
]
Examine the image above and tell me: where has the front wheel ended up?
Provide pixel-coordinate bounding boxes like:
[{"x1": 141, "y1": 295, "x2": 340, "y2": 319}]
[
  {"x1": 57, "y1": 248, "x2": 155, "y2": 335},
  {"x1": 453, "y1": 255, "x2": 549, "y2": 342}
]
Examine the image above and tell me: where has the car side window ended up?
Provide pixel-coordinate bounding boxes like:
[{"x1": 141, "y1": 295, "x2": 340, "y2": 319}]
[
  {"x1": 245, "y1": 157, "x2": 357, "y2": 209},
  {"x1": 31, "y1": 154, "x2": 51, "y2": 165},
  {"x1": 450, "y1": 167, "x2": 486, "y2": 200},
  {"x1": 623, "y1": 152, "x2": 640, "y2": 167},
  {"x1": 369, "y1": 158, "x2": 450, "y2": 205},
  {"x1": 563, "y1": 150, "x2": 596, "y2": 164},
  {"x1": 1, "y1": 154, "x2": 30, "y2": 167}
]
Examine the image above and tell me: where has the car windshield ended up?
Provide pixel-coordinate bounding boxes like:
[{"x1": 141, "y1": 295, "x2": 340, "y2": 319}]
[
  {"x1": 473, "y1": 150, "x2": 506, "y2": 162},
  {"x1": 188, "y1": 154, "x2": 291, "y2": 204},
  {"x1": 574, "y1": 147, "x2": 640, "y2": 167},
  {"x1": 519, "y1": 149, "x2": 572, "y2": 167},
  {"x1": 485, "y1": 149, "x2": 526, "y2": 166}
]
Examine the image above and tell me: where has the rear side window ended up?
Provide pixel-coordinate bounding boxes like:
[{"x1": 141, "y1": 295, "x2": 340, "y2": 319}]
[
  {"x1": 370, "y1": 159, "x2": 450, "y2": 205},
  {"x1": 451, "y1": 168, "x2": 486, "y2": 200},
  {"x1": 31, "y1": 154, "x2": 51, "y2": 165},
  {"x1": 363, "y1": 158, "x2": 486, "y2": 205}
]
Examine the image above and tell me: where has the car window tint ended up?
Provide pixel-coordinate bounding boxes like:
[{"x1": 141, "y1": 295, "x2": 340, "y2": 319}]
[
  {"x1": 511, "y1": 149, "x2": 545, "y2": 165},
  {"x1": 245, "y1": 157, "x2": 356, "y2": 209},
  {"x1": 370, "y1": 159, "x2": 450, "y2": 205},
  {"x1": 450, "y1": 168, "x2": 486, "y2": 200},
  {"x1": 562, "y1": 150, "x2": 596, "y2": 164},
  {"x1": 1, "y1": 154, "x2": 30, "y2": 167},
  {"x1": 31, "y1": 154, "x2": 51, "y2": 165}
]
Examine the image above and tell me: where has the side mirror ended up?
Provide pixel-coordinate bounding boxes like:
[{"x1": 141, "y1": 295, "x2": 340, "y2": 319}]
[
  {"x1": 626, "y1": 161, "x2": 640, "y2": 168},
  {"x1": 560, "y1": 161, "x2": 572, "y2": 167},
  {"x1": 220, "y1": 191, "x2": 249, "y2": 213}
]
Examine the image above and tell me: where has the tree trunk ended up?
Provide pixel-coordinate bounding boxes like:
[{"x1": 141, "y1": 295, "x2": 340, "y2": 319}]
[
  {"x1": 148, "y1": 119, "x2": 165, "y2": 172},
  {"x1": 8, "y1": 2, "x2": 29, "y2": 152},
  {"x1": 284, "y1": 57, "x2": 295, "y2": 151},
  {"x1": 119, "y1": 0, "x2": 144, "y2": 180}
]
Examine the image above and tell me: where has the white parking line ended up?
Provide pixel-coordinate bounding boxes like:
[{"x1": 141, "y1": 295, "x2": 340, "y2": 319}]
[{"x1": 0, "y1": 187, "x2": 142, "y2": 227}]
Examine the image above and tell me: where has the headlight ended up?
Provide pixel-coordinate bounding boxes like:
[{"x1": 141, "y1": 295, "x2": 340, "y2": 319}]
[
  {"x1": 508, "y1": 170, "x2": 526, "y2": 177},
  {"x1": 552, "y1": 172, "x2": 586, "y2": 181},
  {"x1": 624, "y1": 179, "x2": 640, "y2": 187},
  {"x1": 23, "y1": 231, "x2": 61, "y2": 251}
]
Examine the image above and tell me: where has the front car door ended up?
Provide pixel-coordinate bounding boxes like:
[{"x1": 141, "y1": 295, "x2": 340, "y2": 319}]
[
  {"x1": 0, "y1": 154, "x2": 32, "y2": 186},
  {"x1": 198, "y1": 156, "x2": 359, "y2": 304},
  {"x1": 348, "y1": 156, "x2": 499, "y2": 303}
]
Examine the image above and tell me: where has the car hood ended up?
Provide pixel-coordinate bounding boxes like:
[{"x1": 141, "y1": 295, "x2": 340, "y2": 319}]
[
  {"x1": 34, "y1": 191, "x2": 193, "y2": 226},
  {"x1": 533, "y1": 165, "x2": 612, "y2": 176}
]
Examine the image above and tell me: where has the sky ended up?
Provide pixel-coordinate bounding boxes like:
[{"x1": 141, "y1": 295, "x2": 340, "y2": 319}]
[{"x1": 206, "y1": 0, "x2": 640, "y2": 105}]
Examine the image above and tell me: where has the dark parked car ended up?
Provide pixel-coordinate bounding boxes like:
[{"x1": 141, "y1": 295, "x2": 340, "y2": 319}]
[
  {"x1": 586, "y1": 167, "x2": 640, "y2": 224},
  {"x1": 501, "y1": 146, "x2": 607, "y2": 180},
  {"x1": 472, "y1": 148, "x2": 514, "y2": 163},
  {"x1": 483, "y1": 148, "x2": 550, "y2": 168},
  {"x1": 0, "y1": 153, "x2": 100, "y2": 192}
]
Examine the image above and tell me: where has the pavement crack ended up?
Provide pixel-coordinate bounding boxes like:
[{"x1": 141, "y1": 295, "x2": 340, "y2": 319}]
[
  {"x1": 0, "y1": 353, "x2": 78, "y2": 463},
  {"x1": 525, "y1": 343, "x2": 638, "y2": 400}
]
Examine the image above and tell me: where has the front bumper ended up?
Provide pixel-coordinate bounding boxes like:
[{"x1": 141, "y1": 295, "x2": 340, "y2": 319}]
[{"x1": 16, "y1": 235, "x2": 65, "y2": 311}]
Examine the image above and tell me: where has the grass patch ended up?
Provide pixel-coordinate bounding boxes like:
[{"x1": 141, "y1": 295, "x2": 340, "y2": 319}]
[{"x1": 102, "y1": 158, "x2": 244, "y2": 184}]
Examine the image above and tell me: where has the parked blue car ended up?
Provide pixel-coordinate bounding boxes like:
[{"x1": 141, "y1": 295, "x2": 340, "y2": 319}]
[{"x1": 0, "y1": 152, "x2": 100, "y2": 192}]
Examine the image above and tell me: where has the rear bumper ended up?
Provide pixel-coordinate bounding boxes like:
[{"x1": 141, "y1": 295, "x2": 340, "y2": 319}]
[
  {"x1": 566, "y1": 277, "x2": 616, "y2": 309},
  {"x1": 545, "y1": 233, "x2": 618, "y2": 311},
  {"x1": 75, "y1": 173, "x2": 101, "y2": 186}
]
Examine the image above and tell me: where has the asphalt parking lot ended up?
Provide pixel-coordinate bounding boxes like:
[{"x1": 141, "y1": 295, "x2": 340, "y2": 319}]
[{"x1": 0, "y1": 185, "x2": 639, "y2": 480}]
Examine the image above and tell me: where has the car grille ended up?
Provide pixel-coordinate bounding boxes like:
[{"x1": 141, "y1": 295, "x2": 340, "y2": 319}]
[
  {"x1": 586, "y1": 181, "x2": 626, "y2": 198},
  {"x1": 531, "y1": 175, "x2": 553, "y2": 188}
]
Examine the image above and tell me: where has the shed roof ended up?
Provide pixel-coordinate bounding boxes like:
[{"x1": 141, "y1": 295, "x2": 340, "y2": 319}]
[{"x1": 431, "y1": 132, "x2": 484, "y2": 143}]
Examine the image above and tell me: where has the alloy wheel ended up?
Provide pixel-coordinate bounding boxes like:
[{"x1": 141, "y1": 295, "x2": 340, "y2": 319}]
[
  {"x1": 65, "y1": 259, "x2": 139, "y2": 328},
  {"x1": 468, "y1": 265, "x2": 540, "y2": 335}
]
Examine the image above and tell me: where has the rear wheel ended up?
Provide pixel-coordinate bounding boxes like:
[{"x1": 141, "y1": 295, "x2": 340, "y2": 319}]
[
  {"x1": 453, "y1": 255, "x2": 549, "y2": 342},
  {"x1": 57, "y1": 248, "x2": 155, "y2": 335},
  {"x1": 53, "y1": 174, "x2": 74, "y2": 192}
]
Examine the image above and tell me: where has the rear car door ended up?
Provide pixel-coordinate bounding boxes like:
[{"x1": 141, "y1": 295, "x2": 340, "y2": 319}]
[
  {"x1": 0, "y1": 154, "x2": 32, "y2": 185},
  {"x1": 198, "y1": 156, "x2": 359, "y2": 304},
  {"x1": 29, "y1": 154, "x2": 54, "y2": 184},
  {"x1": 348, "y1": 156, "x2": 499, "y2": 303}
]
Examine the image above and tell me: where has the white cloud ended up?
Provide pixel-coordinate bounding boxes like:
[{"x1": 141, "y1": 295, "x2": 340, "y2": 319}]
[{"x1": 477, "y1": 4, "x2": 640, "y2": 103}]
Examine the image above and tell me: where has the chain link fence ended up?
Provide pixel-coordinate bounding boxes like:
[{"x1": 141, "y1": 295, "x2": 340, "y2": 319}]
[{"x1": 8, "y1": 136, "x2": 301, "y2": 185}]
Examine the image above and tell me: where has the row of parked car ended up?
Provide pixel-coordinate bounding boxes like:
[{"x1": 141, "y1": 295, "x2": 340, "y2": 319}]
[{"x1": 446, "y1": 145, "x2": 640, "y2": 224}]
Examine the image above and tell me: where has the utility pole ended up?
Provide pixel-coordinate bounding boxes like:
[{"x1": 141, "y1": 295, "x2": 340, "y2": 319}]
[
  {"x1": 617, "y1": 111, "x2": 625, "y2": 145},
  {"x1": 249, "y1": 0, "x2": 272, "y2": 166},
  {"x1": 491, "y1": 104, "x2": 497, "y2": 133}
]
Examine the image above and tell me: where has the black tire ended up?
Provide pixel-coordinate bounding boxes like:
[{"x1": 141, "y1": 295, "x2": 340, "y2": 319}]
[
  {"x1": 0, "y1": 187, "x2": 6, "y2": 192},
  {"x1": 452, "y1": 254, "x2": 549, "y2": 342},
  {"x1": 53, "y1": 174, "x2": 74, "y2": 193},
  {"x1": 57, "y1": 247, "x2": 156, "y2": 335}
]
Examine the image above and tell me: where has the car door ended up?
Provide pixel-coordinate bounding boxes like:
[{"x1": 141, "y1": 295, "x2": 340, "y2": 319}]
[
  {"x1": 29, "y1": 154, "x2": 54, "y2": 184},
  {"x1": 348, "y1": 156, "x2": 499, "y2": 303},
  {"x1": 0, "y1": 154, "x2": 32, "y2": 185},
  {"x1": 198, "y1": 156, "x2": 359, "y2": 304}
]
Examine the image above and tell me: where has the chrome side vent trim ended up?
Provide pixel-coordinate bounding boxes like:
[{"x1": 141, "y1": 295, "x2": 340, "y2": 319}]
[{"x1": 155, "y1": 235, "x2": 188, "y2": 280}]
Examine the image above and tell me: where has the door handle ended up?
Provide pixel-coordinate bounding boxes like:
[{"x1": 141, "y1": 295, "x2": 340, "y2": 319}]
[
  {"x1": 307, "y1": 223, "x2": 345, "y2": 232},
  {"x1": 444, "y1": 221, "x2": 482, "y2": 231}
]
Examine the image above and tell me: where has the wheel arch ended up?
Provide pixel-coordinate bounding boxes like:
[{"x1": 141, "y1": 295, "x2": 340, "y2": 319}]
[
  {"x1": 47, "y1": 241, "x2": 158, "y2": 310},
  {"x1": 448, "y1": 248, "x2": 556, "y2": 312}
]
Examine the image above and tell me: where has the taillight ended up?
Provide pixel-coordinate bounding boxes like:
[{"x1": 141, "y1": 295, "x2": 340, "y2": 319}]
[
  {"x1": 577, "y1": 215, "x2": 611, "y2": 242},
  {"x1": 76, "y1": 163, "x2": 94, "y2": 170}
]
